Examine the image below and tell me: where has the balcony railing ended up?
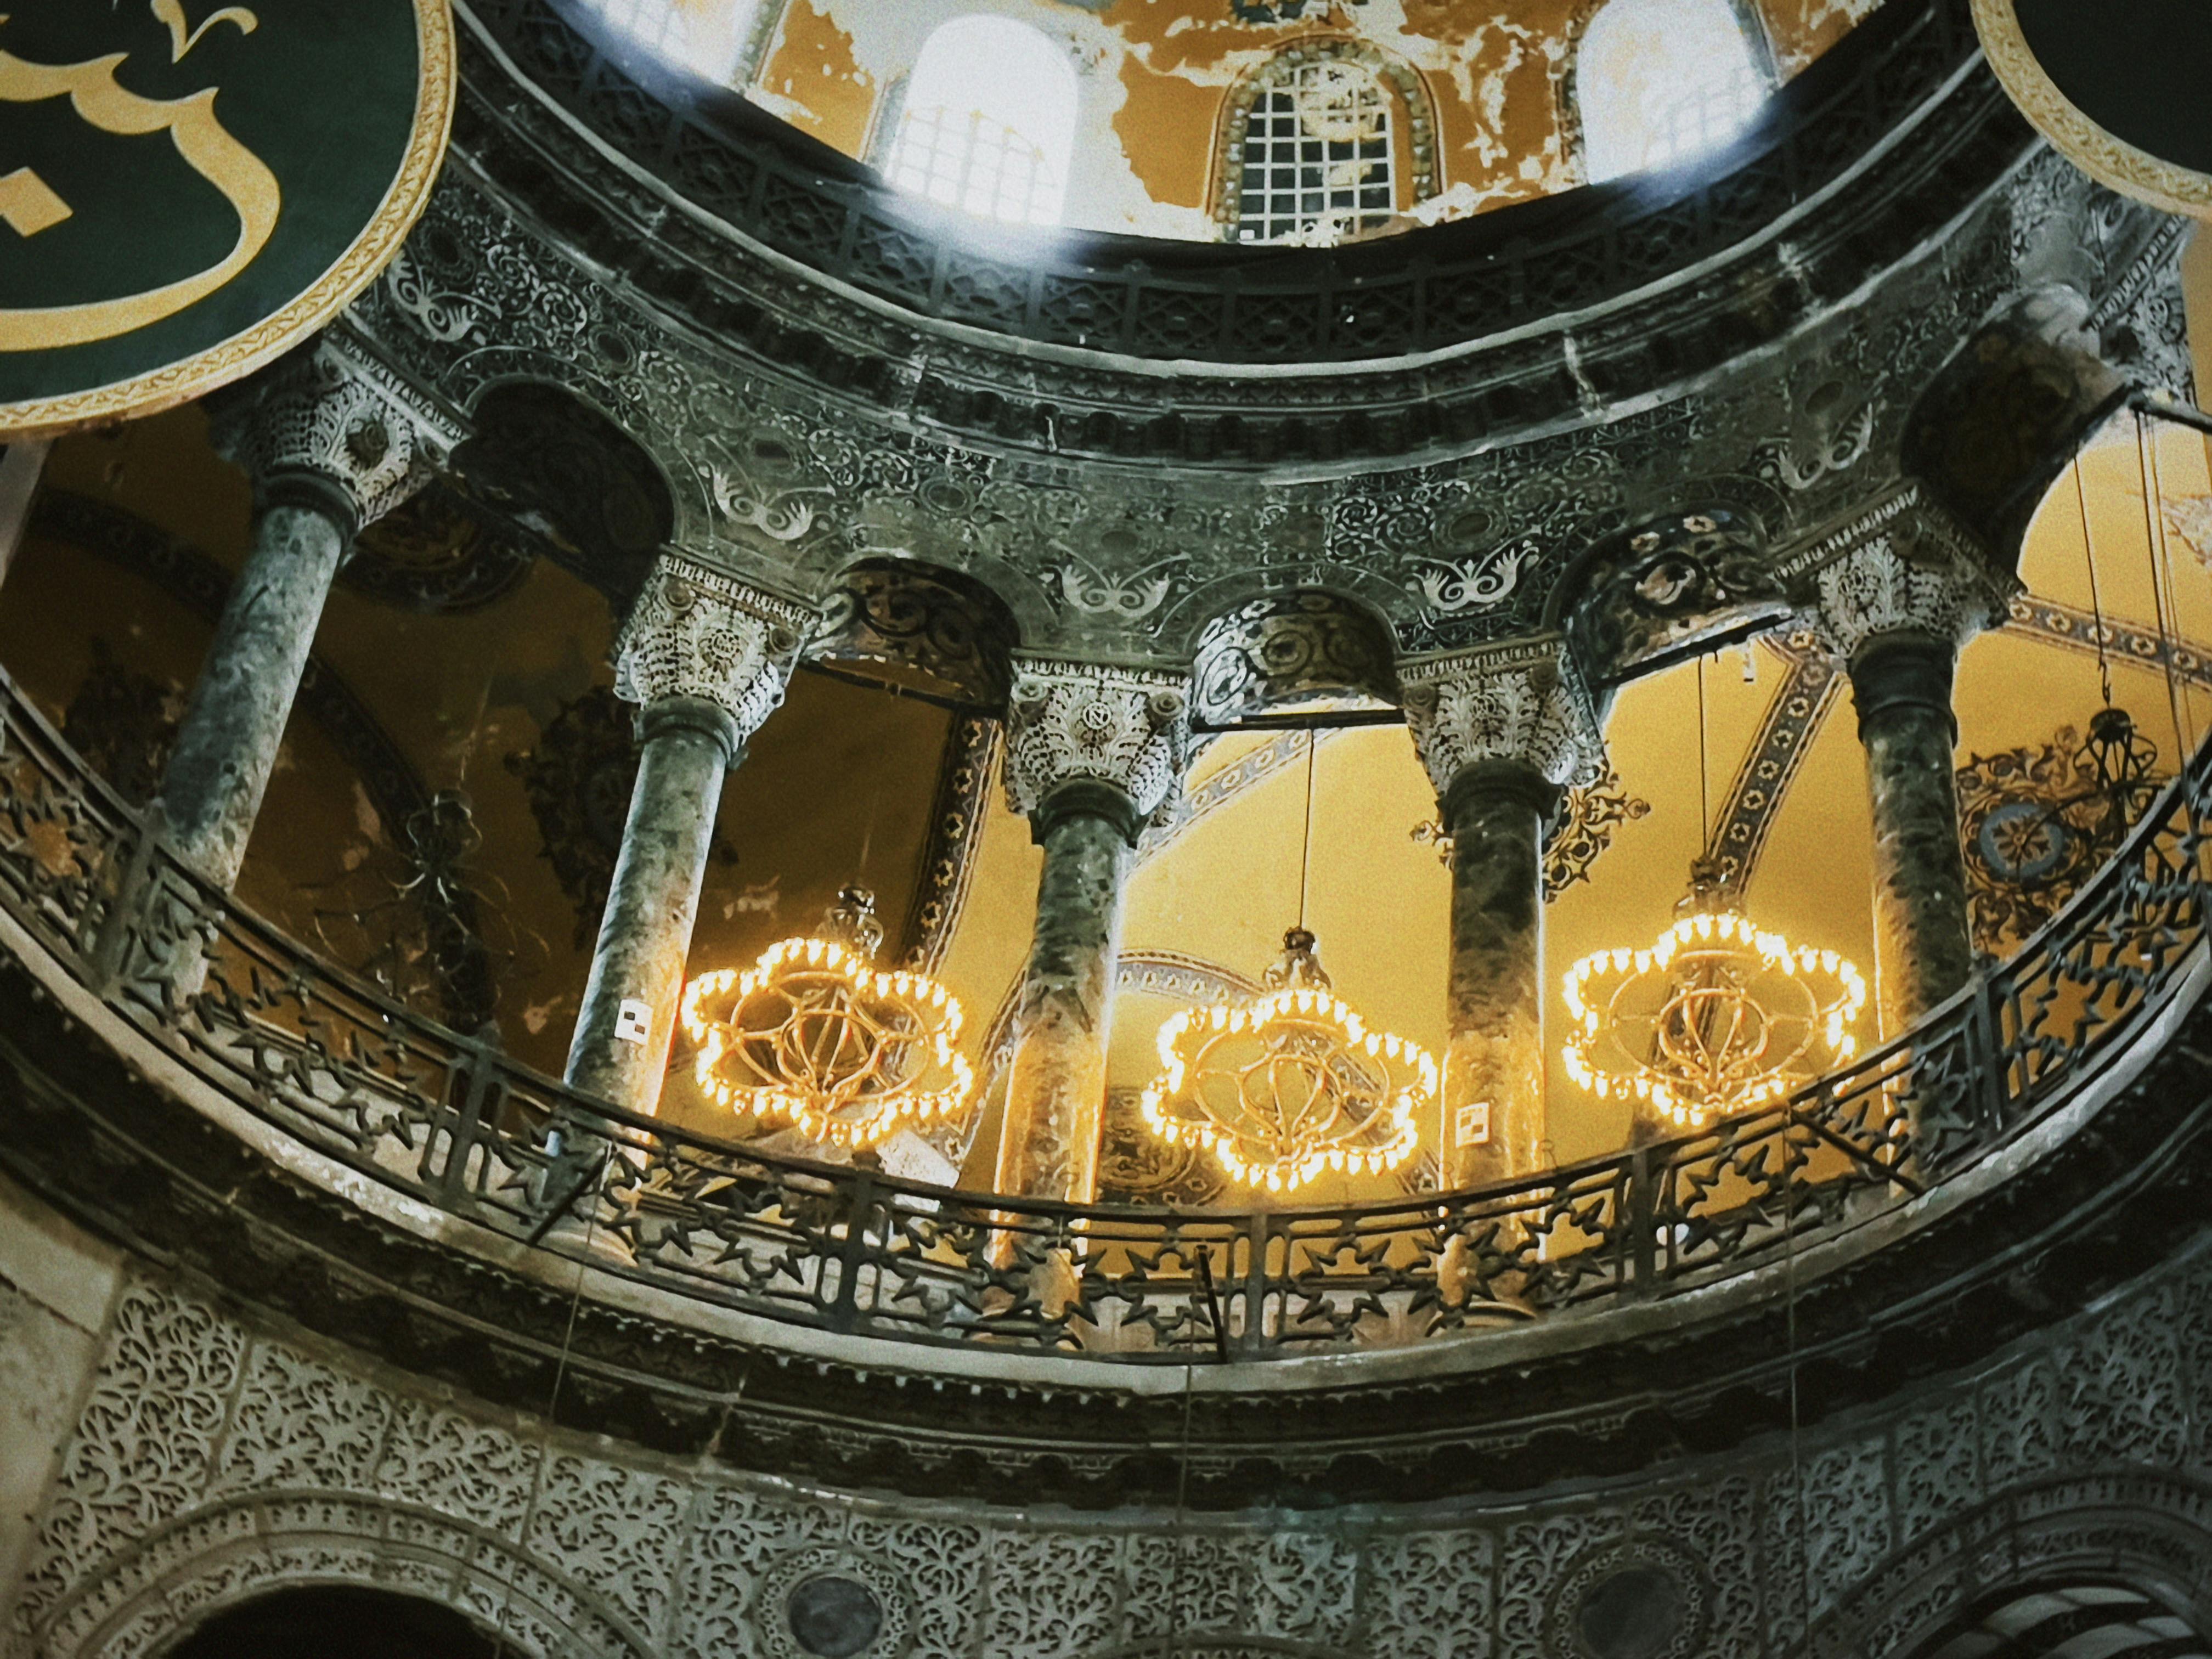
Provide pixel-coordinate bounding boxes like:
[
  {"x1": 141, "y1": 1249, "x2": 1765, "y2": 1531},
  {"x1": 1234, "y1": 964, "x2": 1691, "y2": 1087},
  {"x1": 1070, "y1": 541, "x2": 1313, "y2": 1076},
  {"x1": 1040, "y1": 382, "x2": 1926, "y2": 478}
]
[{"x1": 0, "y1": 664, "x2": 2204, "y2": 1363}]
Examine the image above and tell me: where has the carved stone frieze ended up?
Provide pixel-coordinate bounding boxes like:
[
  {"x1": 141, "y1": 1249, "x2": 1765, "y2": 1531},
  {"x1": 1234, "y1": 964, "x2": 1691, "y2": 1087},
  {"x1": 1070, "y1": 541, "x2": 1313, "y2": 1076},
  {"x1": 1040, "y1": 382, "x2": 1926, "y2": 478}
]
[
  {"x1": 1399, "y1": 636, "x2": 1606, "y2": 797},
  {"x1": 14, "y1": 1239, "x2": 2212, "y2": 1659},
  {"x1": 211, "y1": 335, "x2": 465, "y2": 532},
  {"x1": 612, "y1": 558, "x2": 816, "y2": 743},
  {"x1": 339, "y1": 133, "x2": 2175, "y2": 675},
  {"x1": 1002, "y1": 659, "x2": 1192, "y2": 823}
]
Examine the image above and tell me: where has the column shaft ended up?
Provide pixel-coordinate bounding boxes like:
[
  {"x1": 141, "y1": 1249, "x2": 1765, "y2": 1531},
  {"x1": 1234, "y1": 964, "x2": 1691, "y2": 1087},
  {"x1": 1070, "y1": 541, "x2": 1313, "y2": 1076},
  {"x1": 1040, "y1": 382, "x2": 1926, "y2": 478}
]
[
  {"x1": 995, "y1": 787, "x2": 1133, "y2": 1206},
  {"x1": 1442, "y1": 759, "x2": 1555, "y2": 1187},
  {"x1": 156, "y1": 500, "x2": 350, "y2": 888},
  {"x1": 565, "y1": 699, "x2": 736, "y2": 1113},
  {"x1": 1851, "y1": 636, "x2": 1974, "y2": 1032}
]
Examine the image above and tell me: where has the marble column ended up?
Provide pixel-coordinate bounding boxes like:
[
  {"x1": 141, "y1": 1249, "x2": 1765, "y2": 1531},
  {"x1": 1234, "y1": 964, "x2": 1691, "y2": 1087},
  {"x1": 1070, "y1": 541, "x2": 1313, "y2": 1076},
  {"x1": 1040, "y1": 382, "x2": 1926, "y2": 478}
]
[
  {"x1": 1403, "y1": 639, "x2": 1605, "y2": 1188},
  {"x1": 157, "y1": 342, "x2": 461, "y2": 888},
  {"x1": 1812, "y1": 518, "x2": 2001, "y2": 1035},
  {"x1": 0, "y1": 437, "x2": 52, "y2": 590},
  {"x1": 564, "y1": 559, "x2": 811, "y2": 1115},
  {"x1": 995, "y1": 662, "x2": 1189, "y2": 1205}
]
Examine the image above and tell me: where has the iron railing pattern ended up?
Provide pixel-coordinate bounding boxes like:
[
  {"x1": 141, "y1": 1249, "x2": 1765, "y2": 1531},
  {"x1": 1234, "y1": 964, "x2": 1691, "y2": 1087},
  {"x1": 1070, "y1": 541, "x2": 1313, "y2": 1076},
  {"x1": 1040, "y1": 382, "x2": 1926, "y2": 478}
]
[{"x1": 0, "y1": 667, "x2": 2204, "y2": 1363}]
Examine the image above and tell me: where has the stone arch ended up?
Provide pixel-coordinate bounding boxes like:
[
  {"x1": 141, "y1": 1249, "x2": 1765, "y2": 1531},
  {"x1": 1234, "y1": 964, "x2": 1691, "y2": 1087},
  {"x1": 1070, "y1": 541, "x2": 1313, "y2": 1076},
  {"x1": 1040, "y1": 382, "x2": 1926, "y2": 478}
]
[
  {"x1": 798, "y1": 538, "x2": 1057, "y2": 658},
  {"x1": 1544, "y1": 503, "x2": 1788, "y2": 687},
  {"x1": 1210, "y1": 38, "x2": 1440, "y2": 240},
  {"x1": 452, "y1": 379, "x2": 680, "y2": 613},
  {"x1": 1899, "y1": 286, "x2": 2132, "y2": 564},
  {"x1": 1808, "y1": 1469, "x2": 2212, "y2": 1659},
  {"x1": 1159, "y1": 565, "x2": 1410, "y2": 662},
  {"x1": 34, "y1": 1492, "x2": 651, "y2": 1659},
  {"x1": 1189, "y1": 588, "x2": 1401, "y2": 725},
  {"x1": 810, "y1": 555, "x2": 1028, "y2": 707}
]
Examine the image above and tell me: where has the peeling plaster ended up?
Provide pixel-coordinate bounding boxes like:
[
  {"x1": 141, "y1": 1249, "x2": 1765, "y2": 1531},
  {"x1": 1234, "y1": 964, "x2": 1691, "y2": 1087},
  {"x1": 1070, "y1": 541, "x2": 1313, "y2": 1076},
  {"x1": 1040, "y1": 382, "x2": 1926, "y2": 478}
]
[{"x1": 721, "y1": 0, "x2": 1875, "y2": 238}]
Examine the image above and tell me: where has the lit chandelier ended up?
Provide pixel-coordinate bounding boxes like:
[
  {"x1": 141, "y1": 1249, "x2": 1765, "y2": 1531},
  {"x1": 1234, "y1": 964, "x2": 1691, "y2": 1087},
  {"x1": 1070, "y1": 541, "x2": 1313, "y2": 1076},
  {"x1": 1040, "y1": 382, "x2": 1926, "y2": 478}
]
[
  {"x1": 1561, "y1": 898, "x2": 1867, "y2": 1130},
  {"x1": 1141, "y1": 928, "x2": 1435, "y2": 1193},
  {"x1": 679, "y1": 888, "x2": 975, "y2": 1149}
]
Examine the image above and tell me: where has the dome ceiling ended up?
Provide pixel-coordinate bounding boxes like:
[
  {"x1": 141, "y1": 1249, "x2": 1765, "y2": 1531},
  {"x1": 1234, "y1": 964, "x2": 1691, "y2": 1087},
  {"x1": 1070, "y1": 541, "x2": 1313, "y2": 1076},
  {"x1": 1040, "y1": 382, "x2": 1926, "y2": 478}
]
[{"x1": 589, "y1": 0, "x2": 1886, "y2": 243}]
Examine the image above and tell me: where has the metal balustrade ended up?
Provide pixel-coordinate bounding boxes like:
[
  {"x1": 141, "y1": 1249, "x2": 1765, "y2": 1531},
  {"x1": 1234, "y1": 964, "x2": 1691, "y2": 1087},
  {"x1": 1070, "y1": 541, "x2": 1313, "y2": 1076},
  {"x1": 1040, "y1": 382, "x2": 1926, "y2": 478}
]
[{"x1": 0, "y1": 665, "x2": 2203, "y2": 1362}]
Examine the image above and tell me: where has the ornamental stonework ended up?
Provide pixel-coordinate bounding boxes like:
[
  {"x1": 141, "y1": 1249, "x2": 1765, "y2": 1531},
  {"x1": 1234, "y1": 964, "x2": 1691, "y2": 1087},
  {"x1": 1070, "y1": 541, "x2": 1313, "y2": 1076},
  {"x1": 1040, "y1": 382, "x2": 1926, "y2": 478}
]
[
  {"x1": 211, "y1": 335, "x2": 465, "y2": 529},
  {"x1": 12, "y1": 1246, "x2": 2212, "y2": 1659},
  {"x1": 1398, "y1": 636, "x2": 1606, "y2": 797},
  {"x1": 612, "y1": 558, "x2": 816, "y2": 742},
  {"x1": 1803, "y1": 506, "x2": 2008, "y2": 661},
  {"x1": 1002, "y1": 660, "x2": 1192, "y2": 822}
]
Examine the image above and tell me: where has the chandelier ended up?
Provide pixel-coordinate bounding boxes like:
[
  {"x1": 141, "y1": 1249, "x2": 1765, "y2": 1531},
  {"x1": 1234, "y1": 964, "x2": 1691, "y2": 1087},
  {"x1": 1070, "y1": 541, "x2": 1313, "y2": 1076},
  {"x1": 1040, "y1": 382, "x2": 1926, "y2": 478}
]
[
  {"x1": 679, "y1": 888, "x2": 975, "y2": 1149},
  {"x1": 1141, "y1": 929, "x2": 1434, "y2": 1193},
  {"x1": 1562, "y1": 904, "x2": 1866, "y2": 1129}
]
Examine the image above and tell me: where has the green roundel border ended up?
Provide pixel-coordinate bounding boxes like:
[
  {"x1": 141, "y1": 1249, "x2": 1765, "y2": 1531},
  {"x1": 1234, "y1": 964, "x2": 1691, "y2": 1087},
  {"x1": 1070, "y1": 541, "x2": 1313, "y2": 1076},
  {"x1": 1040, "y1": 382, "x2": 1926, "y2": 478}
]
[
  {"x1": 0, "y1": 0, "x2": 455, "y2": 438},
  {"x1": 1971, "y1": 0, "x2": 2212, "y2": 222}
]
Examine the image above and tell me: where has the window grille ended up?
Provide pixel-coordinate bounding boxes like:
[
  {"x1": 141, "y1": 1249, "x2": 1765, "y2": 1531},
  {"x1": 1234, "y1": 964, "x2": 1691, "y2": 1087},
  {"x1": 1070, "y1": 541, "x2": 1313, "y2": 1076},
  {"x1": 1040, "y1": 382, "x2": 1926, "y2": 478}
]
[
  {"x1": 1234, "y1": 59, "x2": 1397, "y2": 245},
  {"x1": 1578, "y1": 0, "x2": 1769, "y2": 183},
  {"x1": 889, "y1": 105, "x2": 1062, "y2": 228},
  {"x1": 591, "y1": 0, "x2": 693, "y2": 61}
]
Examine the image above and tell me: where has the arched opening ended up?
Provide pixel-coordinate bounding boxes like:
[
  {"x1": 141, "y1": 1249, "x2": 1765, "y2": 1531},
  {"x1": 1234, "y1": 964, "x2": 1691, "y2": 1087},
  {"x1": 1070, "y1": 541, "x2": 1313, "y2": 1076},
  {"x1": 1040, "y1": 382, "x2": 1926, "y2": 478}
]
[
  {"x1": 1908, "y1": 1581, "x2": 2211, "y2": 1658},
  {"x1": 1576, "y1": 0, "x2": 1769, "y2": 183},
  {"x1": 1226, "y1": 51, "x2": 1403, "y2": 245},
  {"x1": 885, "y1": 16, "x2": 1077, "y2": 227},
  {"x1": 166, "y1": 1587, "x2": 506, "y2": 1659},
  {"x1": 583, "y1": 0, "x2": 768, "y2": 85}
]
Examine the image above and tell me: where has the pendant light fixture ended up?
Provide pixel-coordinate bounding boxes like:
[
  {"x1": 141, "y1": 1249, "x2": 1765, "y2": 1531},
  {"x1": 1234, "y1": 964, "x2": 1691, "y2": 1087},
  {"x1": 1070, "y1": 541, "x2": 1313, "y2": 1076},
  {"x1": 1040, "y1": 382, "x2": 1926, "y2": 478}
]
[
  {"x1": 680, "y1": 887, "x2": 975, "y2": 1149},
  {"x1": 1141, "y1": 735, "x2": 1435, "y2": 1193},
  {"x1": 1562, "y1": 659, "x2": 1865, "y2": 1128}
]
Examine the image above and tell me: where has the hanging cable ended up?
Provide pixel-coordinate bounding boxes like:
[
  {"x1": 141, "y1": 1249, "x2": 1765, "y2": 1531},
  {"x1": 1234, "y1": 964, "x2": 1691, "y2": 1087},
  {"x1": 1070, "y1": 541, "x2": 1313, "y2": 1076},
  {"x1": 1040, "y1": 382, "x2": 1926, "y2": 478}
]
[
  {"x1": 2074, "y1": 452, "x2": 2117, "y2": 709},
  {"x1": 1296, "y1": 731, "x2": 1317, "y2": 930},
  {"x1": 2137, "y1": 410, "x2": 2193, "y2": 755},
  {"x1": 1696, "y1": 654, "x2": 1712, "y2": 847}
]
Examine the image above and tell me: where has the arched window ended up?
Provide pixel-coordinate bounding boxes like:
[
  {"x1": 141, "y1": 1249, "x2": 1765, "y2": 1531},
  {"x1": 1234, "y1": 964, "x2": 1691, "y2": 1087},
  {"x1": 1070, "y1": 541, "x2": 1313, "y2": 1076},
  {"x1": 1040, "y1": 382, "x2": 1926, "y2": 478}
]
[
  {"x1": 1577, "y1": 0, "x2": 1769, "y2": 183},
  {"x1": 592, "y1": 0, "x2": 695, "y2": 65},
  {"x1": 588, "y1": 0, "x2": 767, "y2": 86},
  {"x1": 1229, "y1": 55, "x2": 1400, "y2": 245},
  {"x1": 886, "y1": 16, "x2": 1078, "y2": 227}
]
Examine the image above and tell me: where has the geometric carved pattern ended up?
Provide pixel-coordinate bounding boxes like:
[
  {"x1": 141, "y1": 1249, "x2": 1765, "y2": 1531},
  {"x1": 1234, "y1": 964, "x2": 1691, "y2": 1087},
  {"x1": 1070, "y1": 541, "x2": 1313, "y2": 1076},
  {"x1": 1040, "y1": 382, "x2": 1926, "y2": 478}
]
[{"x1": 14, "y1": 1246, "x2": 2212, "y2": 1659}]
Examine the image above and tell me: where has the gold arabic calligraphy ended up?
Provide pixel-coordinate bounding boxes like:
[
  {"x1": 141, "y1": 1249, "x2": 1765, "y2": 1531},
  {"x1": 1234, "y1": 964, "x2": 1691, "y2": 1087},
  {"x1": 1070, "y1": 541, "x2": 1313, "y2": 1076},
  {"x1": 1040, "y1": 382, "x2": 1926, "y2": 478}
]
[{"x1": 0, "y1": 1, "x2": 278, "y2": 352}]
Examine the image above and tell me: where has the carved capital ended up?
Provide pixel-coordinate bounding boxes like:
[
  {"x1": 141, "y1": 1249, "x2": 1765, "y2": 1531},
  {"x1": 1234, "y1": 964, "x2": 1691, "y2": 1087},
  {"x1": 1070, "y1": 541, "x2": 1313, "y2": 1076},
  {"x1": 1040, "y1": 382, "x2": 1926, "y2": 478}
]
[
  {"x1": 1400, "y1": 636, "x2": 1605, "y2": 798},
  {"x1": 1003, "y1": 659, "x2": 1192, "y2": 825},
  {"x1": 212, "y1": 336, "x2": 465, "y2": 533},
  {"x1": 613, "y1": 557, "x2": 815, "y2": 744},
  {"x1": 1804, "y1": 502, "x2": 2007, "y2": 662}
]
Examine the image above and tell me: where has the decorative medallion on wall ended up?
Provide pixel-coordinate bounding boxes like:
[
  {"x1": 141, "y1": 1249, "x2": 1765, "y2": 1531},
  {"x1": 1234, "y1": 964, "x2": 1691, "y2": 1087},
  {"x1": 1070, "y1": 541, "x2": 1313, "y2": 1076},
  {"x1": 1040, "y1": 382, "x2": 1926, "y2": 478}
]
[
  {"x1": 1412, "y1": 768, "x2": 1650, "y2": 900},
  {"x1": 304, "y1": 788, "x2": 529, "y2": 1035},
  {"x1": 343, "y1": 481, "x2": 534, "y2": 613},
  {"x1": 1973, "y1": 0, "x2": 2212, "y2": 219},
  {"x1": 1099, "y1": 1086, "x2": 1230, "y2": 1208},
  {"x1": 61, "y1": 639, "x2": 183, "y2": 803},
  {"x1": 0, "y1": 0, "x2": 454, "y2": 435},
  {"x1": 505, "y1": 686, "x2": 739, "y2": 946},
  {"x1": 1956, "y1": 708, "x2": 2168, "y2": 956},
  {"x1": 755, "y1": 1546, "x2": 913, "y2": 1659},
  {"x1": 1546, "y1": 1538, "x2": 1712, "y2": 1659}
]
